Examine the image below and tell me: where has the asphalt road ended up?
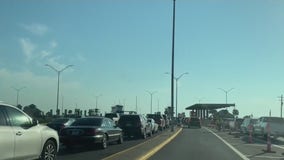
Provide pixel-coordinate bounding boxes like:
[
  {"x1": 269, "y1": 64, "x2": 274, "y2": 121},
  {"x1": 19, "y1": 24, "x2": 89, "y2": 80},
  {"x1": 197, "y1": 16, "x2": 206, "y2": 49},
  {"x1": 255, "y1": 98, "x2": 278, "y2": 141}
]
[{"x1": 148, "y1": 127, "x2": 244, "y2": 160}]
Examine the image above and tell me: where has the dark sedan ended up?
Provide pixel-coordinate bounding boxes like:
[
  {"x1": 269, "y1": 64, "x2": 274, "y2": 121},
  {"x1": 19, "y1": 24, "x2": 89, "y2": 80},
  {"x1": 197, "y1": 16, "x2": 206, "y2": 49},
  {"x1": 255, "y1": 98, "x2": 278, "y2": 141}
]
[
  {"x1": 59, "y1": 117, "x2": 123, "y2": 149},
  {"x1": 47, "y1": 118, "x2": 76, "y2": 133}
]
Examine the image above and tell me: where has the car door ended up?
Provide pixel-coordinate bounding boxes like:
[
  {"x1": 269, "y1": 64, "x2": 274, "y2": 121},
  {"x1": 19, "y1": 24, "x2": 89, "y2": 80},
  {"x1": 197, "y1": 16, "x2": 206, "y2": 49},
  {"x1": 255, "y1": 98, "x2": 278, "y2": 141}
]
[
  {"x1": 0, "y1": 106, "x2": 14, "y2": 160},
  {"x1": 5, "y1": 106, "x2": 41, "y2": 160},
  {"x1": 106, "y1": 119, "x2": 118, "y2": 142}
]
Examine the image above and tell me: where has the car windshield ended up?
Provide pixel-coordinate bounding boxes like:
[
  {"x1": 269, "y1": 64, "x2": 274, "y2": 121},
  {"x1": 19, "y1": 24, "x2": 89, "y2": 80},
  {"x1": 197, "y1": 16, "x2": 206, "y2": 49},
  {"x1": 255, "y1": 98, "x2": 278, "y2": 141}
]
[{"x1": 71, "y1": 118, "x2": 102, "y2": 126}]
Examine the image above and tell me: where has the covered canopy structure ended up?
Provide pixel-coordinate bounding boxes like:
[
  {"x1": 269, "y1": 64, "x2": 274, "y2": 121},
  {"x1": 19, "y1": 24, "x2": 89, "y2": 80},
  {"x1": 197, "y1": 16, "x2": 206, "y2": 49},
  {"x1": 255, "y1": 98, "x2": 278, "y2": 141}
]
[{"x1": 185, "y1": 103, "x2": 235, "y2": 119}]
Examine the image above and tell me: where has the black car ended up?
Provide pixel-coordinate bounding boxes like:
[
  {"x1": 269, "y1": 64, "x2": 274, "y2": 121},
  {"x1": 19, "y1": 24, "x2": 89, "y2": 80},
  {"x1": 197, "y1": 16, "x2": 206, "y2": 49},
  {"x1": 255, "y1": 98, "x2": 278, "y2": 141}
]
[
  {"x1": 188, "y1": 117, "x2": 201, "y2": 128},
  {"x1": 60, "y1": 117, "x2": 123, "y2": 149},
  {"x1": 118, "y1": 114, "x2": 152, "y2": 139},
  {"x1": 47, "y1": 118, "x2": 76, "y2": 133}
]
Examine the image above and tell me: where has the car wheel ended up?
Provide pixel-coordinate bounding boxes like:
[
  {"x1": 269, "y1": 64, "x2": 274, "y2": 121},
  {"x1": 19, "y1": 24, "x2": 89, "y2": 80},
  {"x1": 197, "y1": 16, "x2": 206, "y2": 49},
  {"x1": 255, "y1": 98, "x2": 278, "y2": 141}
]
[
  {"x1": 117, "y1": 134, "x2": 123, "y2": 144},
  {"x1": 100, "y1": 134, "x2": 107, "y2": 149},
  {"x1": 40, "y1": 140, "x2": 57, "y2": 160}
]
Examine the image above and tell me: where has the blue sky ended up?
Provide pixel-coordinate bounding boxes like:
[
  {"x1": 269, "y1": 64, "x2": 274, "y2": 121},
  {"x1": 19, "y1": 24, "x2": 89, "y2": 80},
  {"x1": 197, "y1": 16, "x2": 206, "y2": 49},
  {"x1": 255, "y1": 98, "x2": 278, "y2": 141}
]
[{"x1": 1, "y1": 0, "x2": 284, "y2": 117}]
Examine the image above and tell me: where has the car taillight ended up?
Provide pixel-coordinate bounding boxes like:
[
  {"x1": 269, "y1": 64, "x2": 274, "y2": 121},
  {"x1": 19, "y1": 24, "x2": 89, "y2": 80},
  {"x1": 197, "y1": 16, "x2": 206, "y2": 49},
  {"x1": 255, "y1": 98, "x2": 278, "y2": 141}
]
[{"x1": 85, "y1": 129, "x2": 96, "y2": 136}]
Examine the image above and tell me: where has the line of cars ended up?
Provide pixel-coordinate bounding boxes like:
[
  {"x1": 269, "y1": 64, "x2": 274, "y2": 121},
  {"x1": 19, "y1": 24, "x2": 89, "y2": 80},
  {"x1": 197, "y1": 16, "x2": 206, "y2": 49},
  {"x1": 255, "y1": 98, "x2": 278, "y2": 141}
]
[
  {"x1": 45, "y1": 112, "x2": 170, "y2": 150},
  {"x1": 0, "y1": 101, "x2": 170, "y2": 160},
  {"x1": 226, "y1": 116, "x2": 284, "y2": 139}
]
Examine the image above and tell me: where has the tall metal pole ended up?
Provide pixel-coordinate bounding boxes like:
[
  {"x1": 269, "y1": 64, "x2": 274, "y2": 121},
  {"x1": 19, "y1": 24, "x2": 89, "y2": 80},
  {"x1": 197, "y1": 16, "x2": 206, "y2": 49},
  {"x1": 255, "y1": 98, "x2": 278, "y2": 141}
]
[
  {"x1": 174, "y1": 72, "x2": 188, "y2": 118},
  {"x1": 45, "y1": 64, "x2": 73, "y2": 116},
  {"x1": 171, "y1": 0, "x2": 176, "y2": 131},
  {"x1": 12, "y1": 87, "x2": 26, "y2": 105},
  {"x1": 61, "y1": 95, "x2": 64, "y2": 116},
  {"x1": 218, "y1": 88, "x2": 234, "y2": 104},
  {"x1": 146, "y1": 91, "x2": 157, "y2": 114},
  {"x1": 278, "y1": 94, "x2": 283, "y2": 118},
  {"x1": 95, "y1": 94, "x2": 102, "y2": 109},
  {"x1": 136, "y1": 96, "x2": 138, "y2": 113},
  {"x1": 57, "y1": 72, "x2": 60, "y2": 115}
]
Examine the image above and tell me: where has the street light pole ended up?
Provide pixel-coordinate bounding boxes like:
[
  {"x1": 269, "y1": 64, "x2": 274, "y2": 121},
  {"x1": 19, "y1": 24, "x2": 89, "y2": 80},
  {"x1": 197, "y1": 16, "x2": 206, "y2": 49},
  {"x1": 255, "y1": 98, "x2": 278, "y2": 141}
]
[
  {"x1": 12, "y1": 87, "x2": 26, "y2": 105},
  {"x1": 45, "y1": 64, "x2": 73, "y2": 116},
  {"x1": 171, "y1": 0, "x2": 176, "y2": 132},
  {"x1": 146, "y1": 91, "x2": 157, "y2": 114},
  {"x1": 95, "y1": 94, "x2": 102, "y2": 109},
  {"x1": 175, "y1": 72, "x2": 188, "y2": 118},
  {"x1": 218, "y1": 88, "x2": 234, "y2": 104}
]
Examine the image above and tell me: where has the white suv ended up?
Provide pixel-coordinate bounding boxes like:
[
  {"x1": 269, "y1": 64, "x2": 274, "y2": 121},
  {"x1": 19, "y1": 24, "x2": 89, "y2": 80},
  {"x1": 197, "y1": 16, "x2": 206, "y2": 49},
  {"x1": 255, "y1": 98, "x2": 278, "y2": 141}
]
[{"x1": 0, "y1": 103, "x2": 59, "y2": 160}]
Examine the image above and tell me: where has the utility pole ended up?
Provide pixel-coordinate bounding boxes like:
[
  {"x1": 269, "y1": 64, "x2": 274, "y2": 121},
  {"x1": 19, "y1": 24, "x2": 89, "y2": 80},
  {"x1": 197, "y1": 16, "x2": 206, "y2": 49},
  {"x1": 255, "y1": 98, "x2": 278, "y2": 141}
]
[
  {"x1": 218, "y1": 88, "x2": 234, "y2": 104},
  {"x1": 278, "y1": 94, "x2": 283, "y2": 118},
  {"x1": 135, "y1": 96, "x2": 138, "y2": 113},
  {"x1": 45, "y1": 64, "x2": 73, "y2": 116},
  {"x1": 146, "y1": 91, "x2": 157, "y2": 114},
  {"x1": 12, "y1": 87, "x2": 26, "y2": 106},
  {"x1": 171, "y1": 0, "x2": 176, "y2": 132}
]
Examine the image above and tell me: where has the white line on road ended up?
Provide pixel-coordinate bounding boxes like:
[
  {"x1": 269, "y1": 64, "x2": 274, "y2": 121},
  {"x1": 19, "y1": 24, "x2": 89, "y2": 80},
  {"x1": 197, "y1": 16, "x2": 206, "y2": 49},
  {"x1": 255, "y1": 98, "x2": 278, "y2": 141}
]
[
  {"x1": 204, "y1": 127, "x2": 250, "y2": 160},
  {"x1": 245, "y1": 155, "x2": 284, "y2": 159}
]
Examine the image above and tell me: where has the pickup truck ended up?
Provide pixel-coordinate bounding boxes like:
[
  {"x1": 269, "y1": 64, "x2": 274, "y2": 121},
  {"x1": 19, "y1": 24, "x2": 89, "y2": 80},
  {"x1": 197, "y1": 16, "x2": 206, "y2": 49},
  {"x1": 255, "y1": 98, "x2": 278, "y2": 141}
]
[{"x1": 253, "y1": 116, "x2": 284, "y2": 139}]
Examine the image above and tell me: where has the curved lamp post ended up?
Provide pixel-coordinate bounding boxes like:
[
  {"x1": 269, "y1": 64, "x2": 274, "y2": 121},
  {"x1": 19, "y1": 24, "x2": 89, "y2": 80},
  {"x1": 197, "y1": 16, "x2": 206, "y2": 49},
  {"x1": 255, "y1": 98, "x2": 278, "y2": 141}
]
[
  {"x1": 218, "y1": 88, "x2": 234, "y2": 104},
  {"x1": 45, "y1": 64, "x2": 73, "y2": 116}
]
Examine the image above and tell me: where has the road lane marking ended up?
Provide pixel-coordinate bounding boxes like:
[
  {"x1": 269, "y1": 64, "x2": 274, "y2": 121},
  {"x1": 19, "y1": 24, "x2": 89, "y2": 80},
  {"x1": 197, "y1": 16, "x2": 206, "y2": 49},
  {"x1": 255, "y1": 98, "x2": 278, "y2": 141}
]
[
  {"x1": 204, "y1": 127, "x2": 250, "y2": 160},
  {"x1": 245, "y1": 155, "x2": 284, "y2": 159},
  {"x1": 273, "y1": 144, "x2": 284, "y2": 150},
  {"x1": 102, "y1": 133, "x2": 166, "y2": 160},
  {"x1": 138, "y1": 128, "x2": 183, "y2": 160}
]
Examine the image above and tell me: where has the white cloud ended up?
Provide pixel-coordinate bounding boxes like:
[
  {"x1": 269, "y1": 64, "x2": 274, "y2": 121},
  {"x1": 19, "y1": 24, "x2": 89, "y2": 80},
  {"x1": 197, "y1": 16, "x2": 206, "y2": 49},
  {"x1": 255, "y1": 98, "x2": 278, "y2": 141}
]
[
  {"x1": 50, "y1": 40, "x2": 57, "y2": 49},
  {"x1": 22, "y1": 23, "x2": 49, "y2": 36},
  {"x1": 76, "y1": 54, "x2": 86, "y2": 62},
  {"x1": 0, "y1": 68, "x2": 81, "y2": 112},
  {"x1": 40, "y1": 50, "x2": 52, "y2": 59},
  {"x1": 19, "y1": 38, "x2": 36, "y2": 62}
]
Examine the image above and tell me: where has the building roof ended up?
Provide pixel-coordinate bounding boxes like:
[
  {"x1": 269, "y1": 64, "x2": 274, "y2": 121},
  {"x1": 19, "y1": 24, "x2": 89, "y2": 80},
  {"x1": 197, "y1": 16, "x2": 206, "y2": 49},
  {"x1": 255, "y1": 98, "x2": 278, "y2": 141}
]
[{"x1": 185, "y1": 103, "x2": 235, "y2": 110}]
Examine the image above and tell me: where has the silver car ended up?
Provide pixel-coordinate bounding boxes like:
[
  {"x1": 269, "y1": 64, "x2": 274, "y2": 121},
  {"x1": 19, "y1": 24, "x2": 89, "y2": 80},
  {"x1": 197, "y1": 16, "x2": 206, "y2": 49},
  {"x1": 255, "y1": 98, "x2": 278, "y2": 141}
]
[{"x1": 0, "y1": 103, "x2": 59, "y2": 160}]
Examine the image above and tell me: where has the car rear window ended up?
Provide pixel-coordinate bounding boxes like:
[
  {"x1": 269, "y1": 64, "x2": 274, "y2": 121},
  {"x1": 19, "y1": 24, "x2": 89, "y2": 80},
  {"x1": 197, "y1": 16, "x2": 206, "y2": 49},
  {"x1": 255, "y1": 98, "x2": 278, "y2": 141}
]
[
  {"x1": 52, "y1": 118, "x2": 69, "y2": 123},
  {"x1": 119, "y1": 115, "x2": 139, "y2": 122},
  {"x1": 105, "y1": 113, "x2": 118, "y2": 119},
  {"x1": 71, "y1": 118, "x2": 102, "y2": 126}
]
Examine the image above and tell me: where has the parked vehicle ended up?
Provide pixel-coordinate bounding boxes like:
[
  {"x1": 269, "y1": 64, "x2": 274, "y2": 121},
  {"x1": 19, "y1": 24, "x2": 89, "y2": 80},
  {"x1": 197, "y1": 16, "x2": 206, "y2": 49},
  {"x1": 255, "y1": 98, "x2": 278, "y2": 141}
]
[
  {"x1": 147, "y1": 114, "x2": 166, "y2": 131},
  {"x1": 253, "y1": 116, "x2": 284, "y2": 138},
  {"x1": 47, "y1": 118, "x2": 76, "y2": 133},
  {"x1": 118, "y1": 114, "x2": 152, "y2": 139},
  {"x1": 105, "y1": 113, "x2": 120, "y2": 124},
  {"x1": 0, "y1": 103, "x2": 59, "y2": 160},
  {"x1": 60, "y1": 117, "x2": 123, "y2": 149},
  {"x1": 228, "y1": 118, "x2": 244, "y2": 133},
  {"x1": 147, "y1": 118, "x2": 159, "y2": 134},
  {"x1": 240, "y1": 118, "x2": 257, "y2": 134},
  {"x1": 188, "y1": 117, "x2": 201, "y2": 128}
]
